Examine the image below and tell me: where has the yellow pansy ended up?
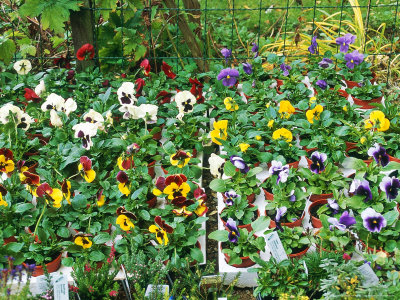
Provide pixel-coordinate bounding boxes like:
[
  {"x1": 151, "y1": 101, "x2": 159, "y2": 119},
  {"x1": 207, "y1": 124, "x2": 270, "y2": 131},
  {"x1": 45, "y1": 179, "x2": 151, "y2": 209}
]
[
  {"x1": 239, "y1": 143, "x2": 250, "y2": 152},
  {"x1": 267, "y1": 120, "x2": 274, "y2": 128},
  {"x1": 163, "y1": 182, "x2": 191, "y2": 200},
  {"x1": 255, "y1": 135, "x2": 261, "y2": 141},
  {"x1": 118, "y1": 182, "x2": 130, "y2": 196},
  {"x1": 194, "y1": 199, "x2": 208, "y2": 216},
  {"x1": 149, "y1": 225, "x2": 169, "y2": 245},
  {"x1": 97, "y1": 195, "x2": 105, "y2": 207},
  {"x1": 278, "y1": 100, "x2": 295, "y2": 119},
  {"x1": 78, "y1": 164, "x2": 96, "y2": 183},
  {"x1": 210, "y1": 120, "x2": 228, "y2": 145},
  {"x1": 272, "y1": 128, "x2": 293, "y2": 143},
  {"x1": 0, "y1": 193, "x2": 8, "y2": 207},
  {"x1": 116, "y1": 214, "x2": 135, "y2": 231},
  {"x1": 306, "y1": 104, "x2": 323, "y2": 124},
  {"x1": 364, "y1": 110, "x2": 390, "y2": 132},
  {"x1": 0, "y1": 155, "x2": 14, "y2": 174},
  {"x1": 223, "y1": 97, "x2": 239, "y2": 111},
  {"x1": 170, "y1": 151, "x2": 191, "y2": 168},
  {"x1": 50, "y1": 189, "x2": 63, "y2": 208},
  {"x1": 309, "y1": 97, "x2": 317, "y2": 105},
  {"x1": 152, "y1": 188, "x2": 162, "y2": 196},
  {"x1": 74, "y1": 236, "x2": 92, "y2": 249},
  {"x1": 172, "y1": 206, "x2": 192, "y2": 217}
]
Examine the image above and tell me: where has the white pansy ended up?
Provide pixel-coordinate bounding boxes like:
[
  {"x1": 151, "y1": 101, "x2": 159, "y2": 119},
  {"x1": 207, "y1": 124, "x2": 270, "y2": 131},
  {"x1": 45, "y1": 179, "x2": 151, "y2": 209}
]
[
  {"x1": 62, "y1": 98, "x2": 77, "y2": 116},
  {"x1": 41, "y1": 93, "x2": 65, "y2": 112},
  {"x1": 174, "y1": 90, "x2": 196, "y2": 114},
  {"x1": 119, "y1": 105, "x2": 135, "y2": 120},
  {"x1": 82, "y1": 109, "x2": 105, "y2": 130},
  {"x1": 72, "y1": 122, "x2": 98, "y2": 150},
  {"x1": 13, "y1": 60, "x2": 32, "y2": 75},
  {"x1": 117, "y1": 82, "x2": 137, "y2": 105},
  {"x1": 209, "y1": 153, "x2": 225, "y2": 178},
  {"x1": 134, "y1": 104, "x2": 158, "y2": 124},
  {"x1": 0, "y1": 103, "x2": 23, "y2": 124},
  {"x1": 34, "y1": 80, "x2": 45, "y2": 96},
  {"x1": 50, "y1": 110, "x2": 63, "y2": 128}
]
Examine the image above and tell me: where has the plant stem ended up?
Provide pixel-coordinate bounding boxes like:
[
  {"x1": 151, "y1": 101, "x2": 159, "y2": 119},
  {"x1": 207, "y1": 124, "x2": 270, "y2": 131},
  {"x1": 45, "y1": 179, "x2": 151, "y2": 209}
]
[{"x1": 34, "y1": 203, "x2": 47, "y2": 238}]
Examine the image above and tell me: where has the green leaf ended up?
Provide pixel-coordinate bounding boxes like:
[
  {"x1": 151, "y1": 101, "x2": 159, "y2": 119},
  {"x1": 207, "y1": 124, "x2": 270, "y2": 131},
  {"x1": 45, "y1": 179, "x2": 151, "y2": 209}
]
[
  {"x1": 224, "y1": 161, "x2": 236, "y2": 177},
  {"x1": 209, "y1": 179, "x2": 226, "y2": 193},
  {"x1": 190, "y1": 247, "x2": 204, "y2": 263},
  {"x1": 71, "y1": 194, "x2": 87, "y2": 210},
  {"x1": 89, "y1": 250, "x2": 106, "y2": 262},
  {"x1": 383, "y1": 209, "x2": 399, "y2": 226},
  {"x1": 251, "y1": 216, "x2": 270, "y2": 232},
  {"x1": 139, "y1": 210, "x2": 150, "y2": 221},
  {"x1": 0, "y1": 37, "x2": 16, "y2": 64},
  {"x1": 208, "y1": 230, "x2": 229, "y2": 242},
  {"x1": 342, "y1": 157, "x2": 366, "y2": 170},
  {"x1": 14, "y1": 203, "x2": 34, "y2": 213},
  {"x1": 5, "y1": 242, "x2": 24, "y2": 253},
  {"x1": 248, "y1": 167, "x2": 262, "y2": 177},
  {"x1": 93, "y1": 233, "x2": 111, "y2": 244},
  {"x1": 385, "y1": 240, "x2": 397, "y2": 253},
  {"x1": 57, "y1": 227, "x2": 70, "y2": 238},
  {"x1": 62, "y1": 257, "x2": 74, "y2": 267}
]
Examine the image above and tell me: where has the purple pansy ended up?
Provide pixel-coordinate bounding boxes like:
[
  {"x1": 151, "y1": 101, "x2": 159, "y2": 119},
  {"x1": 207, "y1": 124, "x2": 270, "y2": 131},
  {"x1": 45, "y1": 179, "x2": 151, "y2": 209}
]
[
  {"x1": 308, "y1": 36, "x2": 318, "y2": 54},
  {"x1": 230, "y1": 156, "x2": 249, "y2": 174},
  {"x1": 242, "y1": 62, "x2": 253, "y2": 75},
  {"x1": 327, "y1": 198, "x2": 340, "y2": 215},
  {"x1": 221, "y1": 48, "x2": 232, "y2": 62},
  {"x1": 275, "y1": 206, "x2": 287, "y2": 232},
  {"x1": 368, "y1": 143, "x2": 390, "y2": 167},
  {"x1": 316, "y1": 79, "x2": 328, "y2": 90},
  {"x1": 280, "y1": 63, "x2": 291, "y2": 76},
  {"x1": 268, "y1": 160, "x2": 289, "y2": 184},
  {"x1": 224, "y1": 190, "x2": 238, "y2": 206},
  {"x1": 289, "y1": 190, "x2": 296, "y2": 202},
  {"x1": 336, "y1": 33, "x2": 356, "y2": 53},
  {"x1": 226, "y1": 218, "x2": 240, "y2": 243},
  {"x1": 344, "y1": 50, "x2": 364, "y2": 69},
  {"x1": 310, "y1": 151, "x2": 327, "y2": 174},
  {"x1": 328, "y1": 217, "x2": 346, "y2": 231},
  {"x1": 318, "y1": 58, "x2": 333, "y2": 69},
  {"x1": 379, "y1": 176, "x2": 400, "y2": 201},
  {"x1": 328, "y1": 211, "x2": 355, "y2": 231},
  {"x1": 251, "y1": 43, "x2": 259, "y2": 57},
  {"x1": 361, "y1": 208, "x2": 386, "y2": 233},
  {"x1": 349, "y1": 179, "x2": 372, "y2": 202},
  {"x1": 217, "y1": 68, "x2": 240, "y2": 87}
]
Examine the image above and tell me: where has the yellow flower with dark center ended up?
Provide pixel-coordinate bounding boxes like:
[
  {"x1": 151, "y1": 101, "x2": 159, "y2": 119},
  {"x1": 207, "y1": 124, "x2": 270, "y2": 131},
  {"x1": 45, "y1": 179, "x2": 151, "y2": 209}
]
[
  {"x1": 149, "y1": 225, "x2": 169, "y2": 245},
  {"x1": 272, "y1": 128, "x2": 293, "y2": 143},
  {"x1": 0, "y1": 155, "x2": 14, "y2": 174},
  {"x1": 223, "y1": 97, "x2": 239, "y2": 111},
  {"x1": 19, "y1": 166, "x2": 29, "y2": 182},
  {"x1": 60, "y1": 180, "x2": 71, "y2": 204},
  {"x1": 306, "y1": 104, "x2": 323, "y2": 124},
  {"x1": 74, "y1": 236, "x2": 92, "y2": 249},
  {"x1": 267, "y1": 120, "x2": 274, "y2": 128},
  {"x1": 116, "y1": 214, "x2": 134, "y2": 231},
  {"x1": 118, "y1": 182, "x2": 130, "y2": 196},
  {"x1": 364, "y1": 110, "x2": 390, "y2": 132},
  {"x1": 210, "y1": 120, "x2": 228, "y2": 145},
  {"x1": 278, "y1": 100, "x2": 295, "y2": 119},
  {"x1": 239, "y1": 143, "x2": 250, "y2": 152},
  {"x1": 163, "y1": 182, "x2": 190, "y2": 200},
  {"x1": 0, "y1": 193, "x2": 8, "y2": 207},
  {"x1": 49, "y1": 189, "x2": 63, "y2": 208},
  {"x1": 78, "y1": 163, "x2": 96, "y2": 183},
  {"x1": 172, "y1": 206, "x2": 192, "y2": 217},
  {"x1": 170, "y1": 151, "x2": 191, "y2": 168},
  {"x1": 97, "y1": 194, "x2": 105, "y2": 207},
  {"x1": 194, "y1": 199, "x2": 208, "y2": 216}
]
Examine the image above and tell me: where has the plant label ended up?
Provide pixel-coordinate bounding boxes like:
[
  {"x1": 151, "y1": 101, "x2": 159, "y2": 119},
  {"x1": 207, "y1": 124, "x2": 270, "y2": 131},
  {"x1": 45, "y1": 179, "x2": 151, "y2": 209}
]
[
  {"x1": 145, "y1": 284, "x2": 169, "y2": 297},
  {"x1": 266, "y1": 231, "x2": 288, "y2": 263},
  {"x1": 53, "y1": 274, "x2": 69, "y2": 300},
  {"x1": 199, "y1": 275, "x2": 223, "y2": 289},
  {"x1": 358, "y1": 263, "x2": 379, "y2": 287}
]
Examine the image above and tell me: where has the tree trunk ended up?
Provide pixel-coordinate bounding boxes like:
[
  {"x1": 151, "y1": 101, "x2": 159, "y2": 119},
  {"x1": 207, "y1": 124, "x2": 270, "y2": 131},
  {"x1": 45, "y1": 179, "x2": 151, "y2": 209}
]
[
  {"x1": 70, "y1": 0, "x2": 96, "y2": 71},
  {"x1": 163, "y1": 0, "x2": 208, "y2": 72},
  {"x1": 182, "y1": 0, "x2": 201, "y2": 28}
]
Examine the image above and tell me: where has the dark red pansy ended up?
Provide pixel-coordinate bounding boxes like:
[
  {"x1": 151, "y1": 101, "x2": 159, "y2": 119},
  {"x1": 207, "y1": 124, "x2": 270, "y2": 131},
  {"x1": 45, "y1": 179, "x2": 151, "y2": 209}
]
[
  {"x1": 79, "y1": 156, "x2": 92, "y2": 171},
  {"x1": 171, "y1": 196, "x2": 194, "y2": 207},
  {"x1": 76, "y1": 44, "x2": 95, "y2": 61},
  {"x1": 135, "y1": 78, "x2": 145, "y2": 97},
  {"x1": 155, "y1": 177, "x2": 166, "y2": 191},
  {"x1": 161, "y1": 61, "x2": 176, "y2": 79},
  {"x1": 0, "y1": 149, "x2": 13, "y2": 161},
  {"x1": 165, "y1": 174, "x2": 187, "y2": 187},
  {"x1": 36, "y1": 183, "x2": 52, "y2": 197},
  {"x1": 24, "y1": 88, "x2": 40, "y2": 103},
  {"x1": 189, "y1": 78, "x2": 205, "y2": 103},
  {"x1": 54, "y1": 56, "x2": 71, "y2": 69},
  {"x1": 194, "y1": 186, "x2": 207, "y2": 201},
  {"x1": 156, "y1": 90, "x2": 173, "y2": 104},
  {"x1": 155, "y1": 216, "x2": 174, "y2": 233},
  {"x1": 116, "y1": 171, "x2": 129, "y2": 183},
  {"x1": 140, "y1": 59, "x2": 150, "y2": 76},
  {"x1": 22, "y1": 171, "x2": 40, "y2": 186}
]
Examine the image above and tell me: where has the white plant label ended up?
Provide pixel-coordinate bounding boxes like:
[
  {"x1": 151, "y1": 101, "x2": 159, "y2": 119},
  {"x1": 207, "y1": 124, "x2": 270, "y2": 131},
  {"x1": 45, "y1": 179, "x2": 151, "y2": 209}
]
[
  {"x1": 53, "y1": 275, "x2": 69, "y2": 300},
  {"x1": 266, "y1": 231, "x2": 288, "y2": 263},
  {"x1": 358, "y1": 263, "x2": 379, "y2": 287}
]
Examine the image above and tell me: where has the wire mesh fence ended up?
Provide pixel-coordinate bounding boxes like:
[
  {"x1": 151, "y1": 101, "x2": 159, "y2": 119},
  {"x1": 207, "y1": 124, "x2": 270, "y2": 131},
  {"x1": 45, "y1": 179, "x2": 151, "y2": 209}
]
[{"x1": 1, "y1": 0, "x2": 399, "y2": 81}]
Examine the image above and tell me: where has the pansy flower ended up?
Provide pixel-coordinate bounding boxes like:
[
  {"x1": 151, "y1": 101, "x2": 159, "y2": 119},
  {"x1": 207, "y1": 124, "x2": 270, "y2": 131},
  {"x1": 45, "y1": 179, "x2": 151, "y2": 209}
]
[
  {"x1": 306, "y1": 104, "x2": 323, "y2": 124},
  {"x1": 221, "y1": 48, "x2": 232, "y2": 63},
  {"x1": 242, "y1": 63, "x2": 253, "y2": 75},
  {"x1": 140, "y1": 59, "x2": 151, "y2": 76},
  {"x1": 175, "y1": 91, "x2": 196, "y2": 115},
  {"x1": 275, "y1": 206, "x2": 287, "y2": 232},
  {"x1": 189, "y1": 78, "x2": 205, "y2": 104},
  {"x1": 161, "y1": 61, "x2": 176, "y2": 79},
  {"x1": 58, "y1": 179, "x2": 72, "y2": 204},
  {"x1": 310, "y1": 151, "x2": 327, "y2": 174},
  {"x1": 135, "y1": 78, "x2": 146, "y2": 97},
  {"x1": 368, "y1": 143, "x2": 389, "y2": 167},
  {"x1": 76, "y1": 43, "x2": 95, "y2": 61},
  {"x1": 82, "y1": 109, "x2": 105, "y2": 131},
  {"x1": 0, "y1": 185, "x2": 8, "y2": 207},
  {"x1": 170, "y1": 151, "x2": 191, "y2": 168},
  {"x1": 0, "y1": 149, "x2": 15, "y2": 175},
  {"x1": 280, "y1": 63, "x2": 291, "y2": 76},
  {"x1": 13, "y1": 60, "x2": 32, "y2": 75},
  {"x1": 116, "y1": 207, "x2": 136, "y2": 231},
  {"x1": 224, "y1": 97, "x2": 239, "y2": 111},
  {"x1": 217, "y1": 68, "x2": 239, "y2": 87},
  {"x1": 269, "y1": 160, "x2": 289, "y2": 184},
  {"x1": 24, "y1": 88, "x2": 40, "y2": 103},
  {"x1": 149, "y1": 216, "x2": 174, "y2": 246},
  {"x1": 209, "y1": 153, "x2": 225, "y2": 178},
  {"x1": 239, "y1": 143, "x2": 250, "y2": 153},
  {"x1": 41, "y1": 94, "x2": 65, "y2": 112},
  {"x1": 224, "y1": 190, "x2": 238, "y2": 206},
  {"x1": 316, "y1": 80, "x2": 327, "y2": 90},
  {"x1": 364, "y1": 110, "x2": 390, "y2": 132},
  {"x1": 78, "y1": 156, "x2": 96, "y2": 183},
  {"x1": 336, "y1": 33, "x2": 356, "y2": 53},
  {"x1": 251, "y1": 42, "x2": 259, "y2": 57},
  {"x1": 116, "y1": 171, "x2": 130, "y2": 196},
  {"x1": 318, "y1": 58, "x2": 333, "y2": 69},
  {"x1": 361, "y1": 208, "x2": 386, "y2": 233},
  {"x1": 328, "y1": 211, "x2": 356, "y2": 231},
  {"x1": 230, "y1": 156, "x2": 249, "y2": 174},
  {"x1": 349, "y1": 179, "x2": 372, "y2": 202},
  {"x1": 72, "y1": 122, "x2": 98, "y2": 150},
  {"x1": 163, "y1": 174, "x2": 191, "y2": 200},
  {"x1": 226, "y1": 218, "x2": 240, "y2": 243},
  {"x1": 54, "y1": 56, "x2": 71, "y2": 69},
  {"x1": 36, "y1": 183, "x2": 63, "y2": 208},
  {"x1": 74, "y1": 235, "x2": 93, "y2": 249},
  {"x1": 193, "y1": 187, "x2": 208, "y2": 216},
  {"x1": 344, "y1": 50, "x2": 364, "y2": 69},
  {"x1": 379, "y1": 176, "x2": 400, "y2": 201},
  {"x1": 156, "y1": 90, "x2": 173, "y2": 105},
  {"x1": 97, "y1": 189, "x2": 106, "y2": 207},
  {"x1": 278, "y1": 100, "x2": 295, "y2": 119},
  {"x1": 172, "y1": 196, "x2": 194, "y2": 217},
  {"x1": 0, "y1": 103, "x2": 33, "y2": 131},
  {"x1": 132, "y1": 104, "x2": 159, "y2": 124},
  {"x1": 327, "y1": 198, "x2": 340, "y2": 215},
  {"x1": 117, "y1": 82, "x2": 137, "y2": 105},
  {"x1": 20, "y1": 170, "x2": 40, "y2": 196},
  {"x1": 308, "y1": 36, "x2": 318, "y2": 54},
  {"x1": 210, "y1": 120, "x2": 228, "y2": 145},
  {"x1": 118, "y1": 156, "x2": 134, "y2": 170},
  {"x1": 272, "y1": 128, "x2": 293, "y2": 143}
]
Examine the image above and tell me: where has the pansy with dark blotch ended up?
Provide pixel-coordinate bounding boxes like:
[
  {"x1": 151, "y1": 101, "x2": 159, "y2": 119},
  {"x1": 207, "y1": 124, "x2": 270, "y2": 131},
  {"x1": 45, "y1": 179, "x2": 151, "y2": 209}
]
[
  {"x1": 230, "y1": 156, "x2": 249, "y2": 174},
  {"x1": 310, "y1": 151, "x2": 327, "y2": 174},
  {"x1": 327, "y1": 198, "x2": 340, "y2": 215},
  {"x1": 251, "y1": 43, "x2": 259, "y2": 57},
  {"x1": 224, "y1": 190, "x2": 238, "y2": 206},
  {"x1": 268, "y1": 160, "x2": 289, "y2": 184},
  {"x1": 217, "y1": 68, "x2": 240, "y2": 87},
  {"x1": 361, "y1": 208, "x2": 386, "y2": 233},
  {"x1": 280, "y1": 63, "x2": 291, "y2": 76},
  {"x1": 318, "y1": 58, "x2": 333, "y2": 69},
  {"x1": 328, "y1": 211, "x2": 355, "y2": 231},
  {"x1": 336, "y1": 33, "x2": 356, "y2": 53},
  {"x1": 226, "y1": 218, "x2": 240, "y2": 243},
  {"x1": 221, "y1": 48, "x2": 232, "y2": 62},
  {"x1": 242, "y1": 63, "x2": 253, "y2": 75},
  {"x1": 379, "y1": 176, "x2": 400, "y2": 201},
  {"x1": 344, "y1": 50, "x2": 364, "y2": 69},
  {"x1": 308, "y1": 36, "x2": 318, "y2": 54},
  {"x1": 349, "y1": 179, "x2": 372, "y2": 202},
  {"x1": 275, "y1": 206, "x2": 287, "y2": 232},
  {"x1": 316, "y1": 79, "x2": 327, "y2": 90},
  {"x1": 368, "y1": 143, "x2": 389, "y2": 167}
]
